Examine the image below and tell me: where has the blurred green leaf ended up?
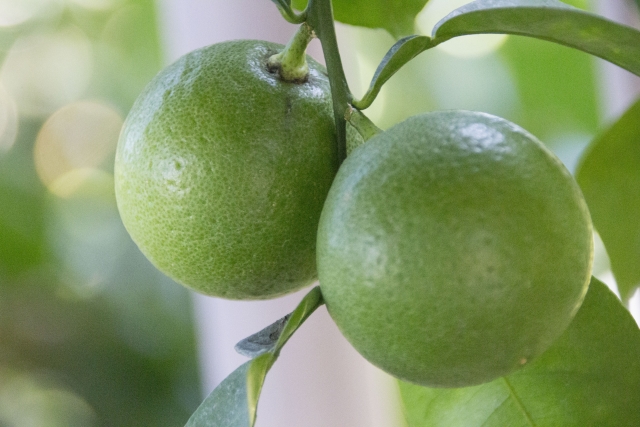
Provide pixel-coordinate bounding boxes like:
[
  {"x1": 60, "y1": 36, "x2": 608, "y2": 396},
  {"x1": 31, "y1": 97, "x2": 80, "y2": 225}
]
[
  {"x1": 433, "y1": 0, "x2": 640, "y2": 77},
  {"x1": 292, "y1": 0, "x2": 429, "y2": 38},
  {"x1": 577, "y1": 99, "x2": 640, "y2": 300},
  {"x1": 94, "y1": 0, "x2": 162, "y2": 110},
  {"x1": 0, "y1": 183, "x2": 45, "y2": 275},
  {"x1": 499, "y1": 33, "x2": 598, "y2": 143},
  {"x1": 185, "y1": 287, "x2": 323, "y2": 427},
  {"x1": 0, "y1": 268, "x2": 200, "y2": 427},
  {"x1": 0, "y1": 368, "x2": 98, "y2": 427},
  {"x1": 400, "y1": 277, "x2": 640, "y2": 426},
  {"x1": 0, "y1": 2, "x2": 201, "y2": 426},
  {"x1": 0, "y1": 121, "x2": 47, "y2": 277},
  {"x1": 353, "y1": 35, "x2": 433, "y2": 110}
]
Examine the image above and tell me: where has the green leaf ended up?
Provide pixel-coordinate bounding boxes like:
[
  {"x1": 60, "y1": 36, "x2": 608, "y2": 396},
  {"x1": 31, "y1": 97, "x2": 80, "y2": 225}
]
[
  {"x1": 185, "y1": 287, "x2": 323, "y2": 427},
  {"x1": 577, "y1": 99, "x2": 640, "y2": 301},
  {"x1": 271, "y1": 286, "x2": 324, "y2": 351},
  {"x1": 400, "y1": 277, "x2": 640, "y2": 426},
  {"x1": 353, "y1": 35, "x2": 433, "y2": 110},
  {"x1": 185, "y1": 359, "x2": 263, "y2": 427},
  {"x1": 235, "y1": 314, "x2": 291, "y2": 358},
  {"x1": 292, "y1": 0, "x2": 429, "y2": 38},
  {"x1": 432, "y1": 0, "x2": 640, "y2": 77}
]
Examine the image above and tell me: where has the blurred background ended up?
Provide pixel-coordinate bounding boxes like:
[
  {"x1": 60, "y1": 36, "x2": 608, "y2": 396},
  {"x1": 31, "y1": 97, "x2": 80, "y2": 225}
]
[{"x1": 0, "y1": 0, "x2": 638, "y2": 426}]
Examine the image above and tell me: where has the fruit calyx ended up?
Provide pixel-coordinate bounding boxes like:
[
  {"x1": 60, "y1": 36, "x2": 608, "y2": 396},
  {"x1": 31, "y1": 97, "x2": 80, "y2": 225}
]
[{"x1": 268, "y1": 22, "x2": 314, "y2": 83}]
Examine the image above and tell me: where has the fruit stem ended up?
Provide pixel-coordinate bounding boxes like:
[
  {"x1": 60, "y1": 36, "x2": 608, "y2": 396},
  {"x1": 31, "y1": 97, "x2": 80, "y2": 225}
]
[
  {"x1": 305, "y1": 0, "x2": 352, "y2": 164},
  {"x1": 268, "y1": 22, "x2": 314, "y2": 83},
  {"x1": 345, "y1": 106, "x2": 382, "y2": 142}
]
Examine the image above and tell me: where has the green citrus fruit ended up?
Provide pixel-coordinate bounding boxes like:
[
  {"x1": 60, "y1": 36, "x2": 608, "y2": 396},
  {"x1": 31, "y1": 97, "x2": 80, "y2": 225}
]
[
  {"x1": 317, "y1": 111, "x2": 593, "y2": 388},
  {"x1": 115, "y1": 40, "x2": 359, "y2": 299}
]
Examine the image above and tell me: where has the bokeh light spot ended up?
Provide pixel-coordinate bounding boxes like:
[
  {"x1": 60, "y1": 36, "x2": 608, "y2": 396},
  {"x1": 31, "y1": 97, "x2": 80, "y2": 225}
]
[
  {"x1": 424, "y1": 50, "x2": 518, "y2": 118},
  {"x1": 34, "y1": 101, "x2": 123, "y2": 195},
  {"x1": 0, "y1": 369, "x2": 97, "y2": 427},
  {"x1": 48, "y1": 168, "x2": 127, "y2": 299},
  {"x1": 1, "y1": 27, "x2": 93, "y2": 116},
  {"x1": 49, "y1": 167, "x2": 114, "y2": 200},
  {"x1": 416, "y1": 0, "x2": 508, "y2": 58},
  {"x1": 0, "y1": 0, "x2": 55, "y2": 28}
]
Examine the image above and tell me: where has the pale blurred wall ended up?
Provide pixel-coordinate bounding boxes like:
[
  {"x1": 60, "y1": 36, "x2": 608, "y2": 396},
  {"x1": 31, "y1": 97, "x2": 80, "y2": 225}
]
[
  {"x1": 595, "y1": 0, "x2": 640, "y2": 121},
  {"x1": 154, "y1": 1, "x2": 403, "y2": 427}
]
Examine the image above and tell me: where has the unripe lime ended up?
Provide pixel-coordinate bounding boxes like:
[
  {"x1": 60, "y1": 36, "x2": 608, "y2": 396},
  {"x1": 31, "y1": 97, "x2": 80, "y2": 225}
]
[
  {"x1": 317, "y1": 111, "x2": 593, "y2": 388},
  {"x1": 115, "y1": 40, "x2": 358, "y2": 299}
]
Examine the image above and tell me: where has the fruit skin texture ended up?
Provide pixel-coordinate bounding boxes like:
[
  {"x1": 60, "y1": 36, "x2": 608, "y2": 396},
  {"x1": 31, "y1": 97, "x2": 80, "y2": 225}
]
[
  {"x1": 317, "y1": 111, "x2": 593, "y2": 388},
  {"x1": 115, "y1": 40, "x2": 356, "y2": 299}
]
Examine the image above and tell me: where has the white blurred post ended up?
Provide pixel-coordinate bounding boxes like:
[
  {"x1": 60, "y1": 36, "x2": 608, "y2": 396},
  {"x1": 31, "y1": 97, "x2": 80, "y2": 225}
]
[
  {"x1": 595, "y1": 0, "x2": 640, "y2": 323},
  {"x1": 154, "y1": 1, "x2": 404, "y2": 426},
  {"x1": 595, "y1": 0, "x2": 640, "y2": 121}
]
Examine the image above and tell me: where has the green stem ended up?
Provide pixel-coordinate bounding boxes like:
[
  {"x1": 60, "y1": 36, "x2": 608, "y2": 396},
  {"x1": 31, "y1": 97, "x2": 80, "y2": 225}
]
[
  {"x1": 268, "y1": 22, "x2": 315, "y2": 82},
  {"x1": 305, "y1": 0, "x2": 352, "y2": 164}
]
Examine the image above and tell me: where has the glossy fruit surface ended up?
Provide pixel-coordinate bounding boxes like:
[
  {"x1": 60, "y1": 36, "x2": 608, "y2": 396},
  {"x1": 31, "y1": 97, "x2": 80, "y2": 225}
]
[
  {"x1": 317, "y1": 111, "x2": 593, "y2": 388},
  {"x1": 115, "y1": 40, "x2": 354, "y2": 299}
]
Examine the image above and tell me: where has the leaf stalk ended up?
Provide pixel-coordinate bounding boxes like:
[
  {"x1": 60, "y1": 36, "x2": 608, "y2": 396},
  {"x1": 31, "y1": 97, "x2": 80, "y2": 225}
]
[{"x1": 305, "y1": 0, "x2": 352, "y2": 164}]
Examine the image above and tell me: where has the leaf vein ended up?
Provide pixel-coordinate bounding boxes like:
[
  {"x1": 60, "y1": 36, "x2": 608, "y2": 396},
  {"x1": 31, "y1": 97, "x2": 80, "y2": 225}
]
[{"x1": 501, "y1": 377, "x2": 536, "y2": 427}]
